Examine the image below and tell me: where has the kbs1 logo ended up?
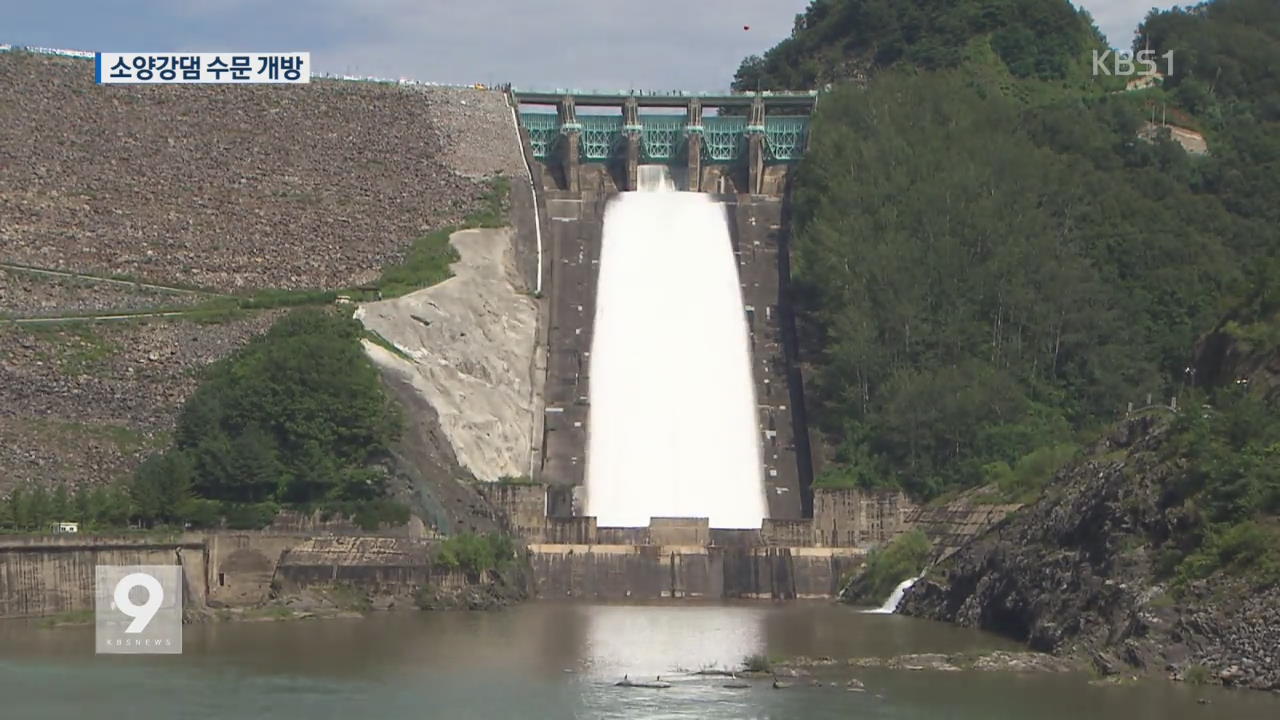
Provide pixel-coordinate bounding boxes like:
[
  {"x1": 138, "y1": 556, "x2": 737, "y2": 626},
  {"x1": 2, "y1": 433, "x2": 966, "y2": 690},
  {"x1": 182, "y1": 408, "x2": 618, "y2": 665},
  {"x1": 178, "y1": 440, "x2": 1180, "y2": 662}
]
[
  {"x1": 95, "y1": 565, "x2": 183, "y2": 654},
  {"x1": 1092, "y1": 49, "x2": 1175, "y2": 77}
]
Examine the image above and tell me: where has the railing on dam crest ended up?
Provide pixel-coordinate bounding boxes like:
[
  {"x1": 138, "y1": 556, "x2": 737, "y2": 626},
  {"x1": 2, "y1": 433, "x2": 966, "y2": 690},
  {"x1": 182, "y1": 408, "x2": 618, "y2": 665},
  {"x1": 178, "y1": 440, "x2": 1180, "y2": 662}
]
[
  {"x1": 514, "y1": 88, "x2": 816, "y2": 166},
  {"x1": 519, "y1": 112, "x2": 811, "y2": 163}
]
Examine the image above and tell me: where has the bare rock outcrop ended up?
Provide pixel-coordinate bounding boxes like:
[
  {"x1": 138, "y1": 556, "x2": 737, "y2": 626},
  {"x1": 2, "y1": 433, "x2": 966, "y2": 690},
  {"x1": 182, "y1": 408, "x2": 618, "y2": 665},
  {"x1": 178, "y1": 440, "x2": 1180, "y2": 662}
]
[
  {"x1": 356, "y1": 227, "x2": 538, "y2": 484},
  {"x1": 899, "y1": 415, "x2": 1280, "y2": 691}
]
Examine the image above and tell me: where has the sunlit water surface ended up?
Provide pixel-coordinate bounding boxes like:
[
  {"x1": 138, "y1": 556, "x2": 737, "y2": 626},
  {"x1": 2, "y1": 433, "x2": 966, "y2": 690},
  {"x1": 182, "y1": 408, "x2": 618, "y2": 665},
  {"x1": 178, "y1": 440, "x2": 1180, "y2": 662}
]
[{"x1": 2, "y1": 601, "x2": 1278, "y2": 719}]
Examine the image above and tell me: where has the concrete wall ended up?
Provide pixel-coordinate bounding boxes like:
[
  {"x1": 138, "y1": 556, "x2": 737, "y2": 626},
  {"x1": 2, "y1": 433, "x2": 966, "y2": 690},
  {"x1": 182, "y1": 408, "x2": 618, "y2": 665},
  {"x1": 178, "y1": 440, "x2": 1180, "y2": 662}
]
[
  {"x1": 761, "y1": 519, "x2": 813, "y2": 546},
  {"x1": 205, "y1": 533, "x2": 307, "y2": 607},
  {"x1": 905, "y1": 493, "x2": 1023, "y2": 562},
  {"x1": 0, "y1": 531, "x2": 515, "y2": 619},
  {"x1": 479, "y1": 482, "x2": 548, "y2": 542},
  {"x1": 485, "y1": 483, "x2": 923, "y2": 550},
  {"x1": 0, "y1": 534, "x2": 208, "y2": 619},
  {"x1": 731, "y1": 196, "x2": 810, "y2": 518},
  {"x1": 529, "y1": 543, "x2": 862, "y2": 600},
  {"x1": 273, "y1": 536, "x2": 437, "y2": 592},
  {"x1": 264, "y1": 510, "x2": 427, "y2": 537},
  {"x1": 546, "y1": 516, "x2": 597, "y2": 544},
  {"x1": 813, "y1": 488, "x2": 915, "y2": 547},
  {"x1": 649, "y1": 518, "x2": 710, "y2": 546},
  {"x1": 538, "y1": 179, "x2": 609, "y2": 502},
  {"x1": 0, "y1": 532, "x2": 354, "y2": 618}
]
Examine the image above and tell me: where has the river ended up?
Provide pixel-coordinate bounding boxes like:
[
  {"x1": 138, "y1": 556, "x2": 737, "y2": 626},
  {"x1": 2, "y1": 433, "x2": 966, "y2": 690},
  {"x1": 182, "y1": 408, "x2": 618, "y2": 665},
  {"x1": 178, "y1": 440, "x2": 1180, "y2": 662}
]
[{"x1": 2, "y1": 601, "x2": 1277, "y2": 719}]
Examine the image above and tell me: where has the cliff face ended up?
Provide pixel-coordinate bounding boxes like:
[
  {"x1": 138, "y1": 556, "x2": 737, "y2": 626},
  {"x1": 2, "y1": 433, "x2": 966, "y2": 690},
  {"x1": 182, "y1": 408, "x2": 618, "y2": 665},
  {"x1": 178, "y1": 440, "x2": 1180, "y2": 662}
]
[{"x1": 899, "y1": 414, "x2": 1280, "y2": 690}]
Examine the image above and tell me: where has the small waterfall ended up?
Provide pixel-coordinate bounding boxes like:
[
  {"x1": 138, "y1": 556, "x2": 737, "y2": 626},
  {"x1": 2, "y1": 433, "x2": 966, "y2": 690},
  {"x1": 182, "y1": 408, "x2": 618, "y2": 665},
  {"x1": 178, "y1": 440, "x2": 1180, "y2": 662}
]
[
  {"x1": 861, "y1": 576, "x2": 920, "y2": 615},
  {"x1": 636, "y1": 164, "x2": 676, "y2": 192}
]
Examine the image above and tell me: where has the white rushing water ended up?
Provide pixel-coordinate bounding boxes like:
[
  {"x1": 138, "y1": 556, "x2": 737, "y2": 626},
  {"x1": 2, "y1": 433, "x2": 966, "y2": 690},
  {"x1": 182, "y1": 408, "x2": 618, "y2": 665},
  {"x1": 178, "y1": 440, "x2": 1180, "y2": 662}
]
[
  {"x1": 585, "y1": 165, "x2": 767, "y2": 528},
  {"x1": 862, "y1": 576, "x2": 921, "y2": 615}
]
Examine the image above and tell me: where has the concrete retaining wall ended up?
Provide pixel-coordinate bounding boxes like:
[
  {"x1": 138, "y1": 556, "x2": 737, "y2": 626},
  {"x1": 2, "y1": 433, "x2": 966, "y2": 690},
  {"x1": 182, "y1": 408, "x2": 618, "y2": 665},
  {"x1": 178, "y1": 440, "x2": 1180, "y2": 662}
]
[
  {"x1": 0, "y1": 532, "x2": 313, "y2": 619},
  {"x1": 529, "y1": 543, "x2": 863, "y2": 600},
  {"x1": 485, "y1": 484, "x2": 920, "y2": 549},
  {"x1": 0, "y1": 535, "x2": 208, "y2": 618},
  {"x1": 274, "y1": 536, "x2": 439, "y2": 592}
]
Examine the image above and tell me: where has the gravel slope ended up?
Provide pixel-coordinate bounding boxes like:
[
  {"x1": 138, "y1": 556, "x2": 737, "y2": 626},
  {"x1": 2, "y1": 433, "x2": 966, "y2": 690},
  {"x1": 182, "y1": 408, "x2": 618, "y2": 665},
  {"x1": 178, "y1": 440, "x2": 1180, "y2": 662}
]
[{"x1": 0, "y1": 51, "x2": 525, "y2": 292}]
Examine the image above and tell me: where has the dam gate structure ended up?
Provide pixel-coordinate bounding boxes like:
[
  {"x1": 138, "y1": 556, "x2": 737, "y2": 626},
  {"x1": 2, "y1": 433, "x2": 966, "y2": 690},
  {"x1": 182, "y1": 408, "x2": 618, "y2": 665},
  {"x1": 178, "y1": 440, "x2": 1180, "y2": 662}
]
[
  {"x1": 513, "y1": 89, "x2": 819, "y2": 523},
  {"x1": 514, "y1": 89, "x2": 817, "y2": 194}
]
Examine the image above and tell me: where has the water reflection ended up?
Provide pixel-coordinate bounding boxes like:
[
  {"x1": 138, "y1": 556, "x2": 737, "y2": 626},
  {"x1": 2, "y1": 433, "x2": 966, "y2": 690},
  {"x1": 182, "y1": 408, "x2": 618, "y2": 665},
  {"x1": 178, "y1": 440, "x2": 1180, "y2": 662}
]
[
  {"x1": 581, "y1": 603, "x2": 765, "y2": 677},
  {"x1": 1, "y1": 602, "x2": 1278, "y2": 720}
]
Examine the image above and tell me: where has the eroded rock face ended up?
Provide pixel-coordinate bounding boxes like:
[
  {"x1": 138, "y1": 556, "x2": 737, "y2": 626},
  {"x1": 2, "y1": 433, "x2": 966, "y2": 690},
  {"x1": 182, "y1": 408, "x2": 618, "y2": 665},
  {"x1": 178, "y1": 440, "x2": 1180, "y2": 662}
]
[
  {"x1": 356, "y1": 228, "x2": 538, "y2": 484},
  {"x1": 898, "y1": 416, "x2": 1280, "y2": 691}
]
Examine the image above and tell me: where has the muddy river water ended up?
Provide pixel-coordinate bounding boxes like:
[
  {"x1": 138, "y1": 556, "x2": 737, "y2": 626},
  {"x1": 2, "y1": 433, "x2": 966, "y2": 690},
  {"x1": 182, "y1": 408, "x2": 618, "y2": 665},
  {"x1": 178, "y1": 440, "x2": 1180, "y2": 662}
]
[{"x1": 2, "y1": 601, "x2": 1277, "y2": 719}]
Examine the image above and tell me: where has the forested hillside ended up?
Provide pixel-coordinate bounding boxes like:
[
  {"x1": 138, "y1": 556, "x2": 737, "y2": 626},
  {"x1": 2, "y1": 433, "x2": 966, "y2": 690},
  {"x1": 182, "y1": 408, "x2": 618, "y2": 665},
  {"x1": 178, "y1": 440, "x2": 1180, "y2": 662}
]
[
  {"x1": 740, "y1": 0, "x2": 1280, "y2": 501},
  {"x1": 733, "y1": 0, "x2": 1104, "y2": 90}
]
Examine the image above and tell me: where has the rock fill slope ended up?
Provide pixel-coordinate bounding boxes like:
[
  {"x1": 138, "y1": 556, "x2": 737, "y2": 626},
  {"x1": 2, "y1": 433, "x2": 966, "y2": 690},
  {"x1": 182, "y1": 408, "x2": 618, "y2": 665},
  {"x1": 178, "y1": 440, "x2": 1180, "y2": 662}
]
[{"x1": 0, "y1": 51, "x2": 524, "y2": 291}]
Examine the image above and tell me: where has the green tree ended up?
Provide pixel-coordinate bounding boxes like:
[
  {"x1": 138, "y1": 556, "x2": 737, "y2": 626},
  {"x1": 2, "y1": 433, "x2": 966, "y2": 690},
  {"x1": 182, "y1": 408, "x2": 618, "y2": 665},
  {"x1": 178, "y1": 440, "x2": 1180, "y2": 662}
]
[
  {"x1": 157, "y1": 308, "x2": 401, "y2": 517},
  {"x1": 130, "y1": 452, "x2": 195, "y2": 526}
]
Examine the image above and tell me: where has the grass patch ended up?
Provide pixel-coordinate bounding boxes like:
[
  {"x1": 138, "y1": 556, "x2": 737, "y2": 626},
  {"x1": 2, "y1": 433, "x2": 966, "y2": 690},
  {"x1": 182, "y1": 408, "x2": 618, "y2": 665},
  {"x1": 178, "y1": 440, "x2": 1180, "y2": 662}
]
[
  {"x1": 977, "y1": 444, "x2": 1079, "y2": 505},
  {"x1": 238, "y1": 288, "x2": 343, "y2": 310},
  {"x1": 183, "y1": 302, "x2": 248, "y2": 324},
  {"x1": 315, "y1": 498, "x2": 412, "y2": 532},
  {"x1": 434, "y1": 532, "x2": 516, "y2": 576},
  {"x1": 843, "y1": 529, "x2": 931, "y2": 605},
  {"x1": 362, "y1": 329, "x2": 412, "y2": 361},
  {"x1": 24, "y1": 418, "x2": 160, "y2": 456},
  {"x1": 323, "y1": 583, "x2": 372, "y2": 612},
  {"x1": 36, "y1": 609, "x2": 94, "y2": 628},
  {"x1": 1184, "y1": 663, "x2": 1211, "y2": 685},
  {"x1": 376, "y1": 228, "x2": 460, "y2": 299},
  {"x1": 1175, "y1": 521, "x2": 1280, "y2": 589},
  {"x1": 375, "y1": 176, "x2": 510, "y2": 299},
  {"x1": 6, "y1": 177, "x2": 512, "y2": 324},
  {"x1": 246, "y1": 606, "x2": 297, "y2": 621},
  {"x1": 18, "y1": 322, "x2": 118, "y2": 373}
]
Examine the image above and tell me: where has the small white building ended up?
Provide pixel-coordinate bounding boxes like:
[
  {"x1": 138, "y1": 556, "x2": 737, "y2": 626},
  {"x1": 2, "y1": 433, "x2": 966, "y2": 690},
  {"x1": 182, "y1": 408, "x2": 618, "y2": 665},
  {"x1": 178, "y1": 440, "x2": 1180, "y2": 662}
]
[{"x1": 50, "y1": 521, "x2": 79, "y2": 534}]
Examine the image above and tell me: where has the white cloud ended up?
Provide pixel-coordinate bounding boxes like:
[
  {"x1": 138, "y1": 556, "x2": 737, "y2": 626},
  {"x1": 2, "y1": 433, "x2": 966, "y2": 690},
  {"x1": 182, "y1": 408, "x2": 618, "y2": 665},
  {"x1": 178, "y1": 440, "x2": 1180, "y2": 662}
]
[{"x1": 9, "y1": 0, "x2": 1182, "y2": 88}]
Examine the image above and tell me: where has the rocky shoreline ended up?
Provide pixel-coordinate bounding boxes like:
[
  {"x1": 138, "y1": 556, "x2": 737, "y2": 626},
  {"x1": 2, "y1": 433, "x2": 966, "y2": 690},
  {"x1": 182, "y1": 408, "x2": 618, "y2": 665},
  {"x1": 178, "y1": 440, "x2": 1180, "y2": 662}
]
[{"x1": 898, "y1": 416, "x2": 1280, "y2": 693}]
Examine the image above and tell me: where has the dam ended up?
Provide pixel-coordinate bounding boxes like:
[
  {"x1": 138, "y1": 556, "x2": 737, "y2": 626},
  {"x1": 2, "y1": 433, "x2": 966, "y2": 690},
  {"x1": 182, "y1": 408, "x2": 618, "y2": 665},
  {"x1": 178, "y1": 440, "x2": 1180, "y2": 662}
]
[
  {"x1": 490, "y1": 90, "x2": 1015, "y2": 600},
  {"x1": 486, "y1": 88, "x2": 888, "y2": 599},
  {"x1": 516, "y1": 89, "x2": 819, "y2": 521},
  {"x1": 0, "y1": 58, "x2": 1019, "y2": 616}
]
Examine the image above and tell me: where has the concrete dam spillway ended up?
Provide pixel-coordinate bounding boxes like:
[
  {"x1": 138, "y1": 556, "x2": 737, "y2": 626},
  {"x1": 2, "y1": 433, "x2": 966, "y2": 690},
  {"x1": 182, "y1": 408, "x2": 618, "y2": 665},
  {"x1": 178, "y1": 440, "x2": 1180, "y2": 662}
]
[{"x1": 585, "y1": 166, "x2": 767, "y2": 528}]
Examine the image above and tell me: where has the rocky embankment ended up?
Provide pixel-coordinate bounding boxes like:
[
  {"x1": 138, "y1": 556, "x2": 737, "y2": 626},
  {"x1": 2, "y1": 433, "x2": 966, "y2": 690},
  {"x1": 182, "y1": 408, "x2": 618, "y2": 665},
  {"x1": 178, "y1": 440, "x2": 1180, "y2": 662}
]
[
  {"x1": 0, "y1": 50, "x2": 530, "y2": 496},
  {"x1": 899, "y1": 415, "x2": 1280, "y2": 691},
  {"x1": 0, "y1": 51, "x2": 524, "y2": 292},
  {"x1": 0, "y1": 314, "x2": 279, "y2": 494},
  {"x1": 0, "y1": 267, "x2": 208, "y2": 317}
]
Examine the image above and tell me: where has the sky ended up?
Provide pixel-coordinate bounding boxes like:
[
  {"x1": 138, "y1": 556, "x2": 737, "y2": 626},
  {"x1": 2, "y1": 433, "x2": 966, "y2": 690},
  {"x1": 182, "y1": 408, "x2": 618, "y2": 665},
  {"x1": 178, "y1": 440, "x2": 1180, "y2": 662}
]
[{"x1": 4, "y1": 1, "x2": 1175, "y2": 90}]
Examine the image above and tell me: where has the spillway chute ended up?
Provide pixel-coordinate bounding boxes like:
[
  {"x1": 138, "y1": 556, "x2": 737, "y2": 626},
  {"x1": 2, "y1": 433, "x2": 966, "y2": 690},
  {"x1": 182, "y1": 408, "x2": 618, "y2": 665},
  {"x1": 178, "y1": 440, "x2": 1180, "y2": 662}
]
[{"x1": 585, "y1": 166, "x2": 766, "y2": 529}]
